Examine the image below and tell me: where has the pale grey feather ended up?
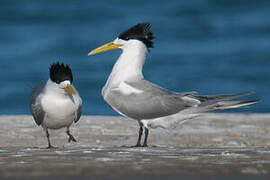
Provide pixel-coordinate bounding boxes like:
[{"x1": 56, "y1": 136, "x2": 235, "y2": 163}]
[
  {"x1": 104, "y1": 80, "x2": 200, "y2": 120},
  {"x1": 30, "y1": 83, "x2": 46, "y2": 126}
]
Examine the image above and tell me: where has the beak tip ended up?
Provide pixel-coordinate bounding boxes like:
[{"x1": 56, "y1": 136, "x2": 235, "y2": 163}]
[{"x1": 88, "y1": 52, "x2": 93, "y2": 56}]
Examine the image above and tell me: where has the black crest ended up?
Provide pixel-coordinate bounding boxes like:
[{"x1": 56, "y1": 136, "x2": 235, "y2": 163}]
[
  {"x1": 49, "y1": 62, "x2": 73, "y2": 84},
  {"x1": 119, "y1": 23, "x2": 154, "y2": 49}
]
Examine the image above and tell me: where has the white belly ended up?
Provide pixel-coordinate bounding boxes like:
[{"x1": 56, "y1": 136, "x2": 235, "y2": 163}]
[
  {"x1": 42, "y1": 114, "x2": 75, "y2": 129},
  {"x1": 41, "y1": 94, "x2": 77, "y2": 129}
]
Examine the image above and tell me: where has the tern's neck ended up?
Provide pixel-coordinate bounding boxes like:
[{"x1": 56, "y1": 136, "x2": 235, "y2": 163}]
[{"x1": 107, "y1": 43, "x2": 147, "y2": 86}]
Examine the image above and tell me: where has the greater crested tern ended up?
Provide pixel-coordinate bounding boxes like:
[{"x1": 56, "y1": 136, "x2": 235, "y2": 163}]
[
  {"x1": 30, "y1": 62, "x2": 82, "y2": 148},
  {"x1": 88, "y1": 23, "x2": 260, "y2": 147}
]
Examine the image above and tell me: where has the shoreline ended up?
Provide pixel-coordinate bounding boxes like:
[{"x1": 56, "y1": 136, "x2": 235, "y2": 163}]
[{"x1": 1, "y1": 113, "x2": 270, "y2": 178}]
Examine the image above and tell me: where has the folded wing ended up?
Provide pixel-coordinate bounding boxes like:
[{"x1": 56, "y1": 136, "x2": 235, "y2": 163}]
[{"x1": 30, "y1": 83, "x2": 46, "y2": 126}]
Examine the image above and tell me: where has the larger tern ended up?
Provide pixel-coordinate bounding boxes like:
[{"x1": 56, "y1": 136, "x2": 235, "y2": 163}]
[
  {"x1": 30, "y1": 62, "x2": 82, "y2": 148},
  {"x1": 88, "y1": 23, "x2": 259, "y2": 147}
]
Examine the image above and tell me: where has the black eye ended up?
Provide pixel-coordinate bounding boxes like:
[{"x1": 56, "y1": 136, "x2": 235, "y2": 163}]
[
  {"x1": 55, "y1": 80, "x2": 60, "y2": 84},
  {"x1": 124, "y1": 37, "x2": 130, "y2": 40}
]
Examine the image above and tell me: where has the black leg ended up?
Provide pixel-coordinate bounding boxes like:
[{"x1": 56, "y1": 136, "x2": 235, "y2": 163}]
[
  {"x1": 135, "y1": 125, "x2": 143, "y2": 147},
  {"x1": 67, "y1": 128, "x2": 77, "y2": 143},
  {"x1": 142, "y1": 127, "x2": 149, "y2": 147},
  {"x1": 45, "y1": 129, "x2": 55, "y2": 149}
]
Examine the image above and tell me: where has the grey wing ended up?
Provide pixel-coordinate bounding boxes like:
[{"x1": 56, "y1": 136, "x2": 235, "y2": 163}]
[
  {"x1": 30, "y1": 83, "x2": 46, "y2": 126},
  {"x1": 129, "y1": 80, "x2": 197, "y2": 96},
  {"x1": 105, "y1": 80, "x2": 200, "y2": 120},
  {"x1": 75, "y1": 102, "x2": 82, "y2": 123}
]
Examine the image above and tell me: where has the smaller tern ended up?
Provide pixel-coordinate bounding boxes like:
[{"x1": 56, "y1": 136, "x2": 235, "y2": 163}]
[
  {"x1": 30, "y1": 62, "x2": 82, "y2": 148},
  {"x1": 88, "y1": 23, "x2": 260, "y2": 147}
]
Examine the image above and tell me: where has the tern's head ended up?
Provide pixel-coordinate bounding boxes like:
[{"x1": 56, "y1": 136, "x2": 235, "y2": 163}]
[
  {"x1": 49, "y1": 62, "x2": 76, "y2": 94},
  {"x1": 88, "y1": 23, "x2": 154, "y2": 55}
]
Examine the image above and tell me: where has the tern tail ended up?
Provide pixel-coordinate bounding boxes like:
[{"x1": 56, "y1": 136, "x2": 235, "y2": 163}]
[
  {"x1": 189, "y1": 92, "x2": 260, "y2": 113},
  {"x1": 212, "y1": 99, "x2": 261, "y2": 110},
  {"x1": 194, "y1": 91, "x2": 255, "y2": 103}
]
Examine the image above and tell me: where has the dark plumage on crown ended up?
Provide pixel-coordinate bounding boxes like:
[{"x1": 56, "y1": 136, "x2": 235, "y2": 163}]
[
  {"x1": 50, "y1": 62, "x2": 73, "y2": 84},
  {"x1": 118, "y1": 23, "x2": 154, "y2": 50}
]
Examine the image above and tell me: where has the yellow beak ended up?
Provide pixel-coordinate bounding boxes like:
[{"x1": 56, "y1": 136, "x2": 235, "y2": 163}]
[
  {"x1": 88, "y1": 41, "x2": 122, "y2": 56},
  {"x1": 62, "y1": 84, "x2": 76, "y2": 94}
]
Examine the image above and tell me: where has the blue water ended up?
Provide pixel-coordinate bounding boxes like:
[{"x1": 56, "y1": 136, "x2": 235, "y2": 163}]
[{"x1": 0, "y1": 0, "x2": 269, "y2": 115}]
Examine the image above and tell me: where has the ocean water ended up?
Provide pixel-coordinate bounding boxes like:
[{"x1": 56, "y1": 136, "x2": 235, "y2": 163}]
[{"x1": 0, "y1": 0, "x2": 269, "y2": 115}]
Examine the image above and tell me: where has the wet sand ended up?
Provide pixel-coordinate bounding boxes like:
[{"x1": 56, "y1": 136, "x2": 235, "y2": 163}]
[{"x1": 0, "y1": 114, "x2": 270, "y2": 179}]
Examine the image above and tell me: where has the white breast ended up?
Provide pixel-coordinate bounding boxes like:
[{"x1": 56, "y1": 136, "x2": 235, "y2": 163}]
[{"x1": 41, "y1": 93, "x2": 79, "y2": 129}]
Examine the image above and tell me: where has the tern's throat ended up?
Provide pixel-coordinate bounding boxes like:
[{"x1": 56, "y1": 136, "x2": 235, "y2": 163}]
[{"x1": 106, "y1": 43, "x2": 147, "y2": 87}]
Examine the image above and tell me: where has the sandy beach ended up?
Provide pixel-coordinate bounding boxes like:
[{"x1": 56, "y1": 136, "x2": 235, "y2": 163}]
[{"x1": 0, "y1": 114, "x2": 270, "y2": 179}]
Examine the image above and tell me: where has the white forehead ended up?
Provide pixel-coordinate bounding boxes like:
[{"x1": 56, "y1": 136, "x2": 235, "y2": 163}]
[
  {"x1": 59, "y1": 80, "x2": 71, "y2": 88},
  {"x1": 113, "y1": 38, "x2": 125, "y2": 44},
  {"x1": 113, "y1": 37, "x2": 145, "y2": 51}
]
